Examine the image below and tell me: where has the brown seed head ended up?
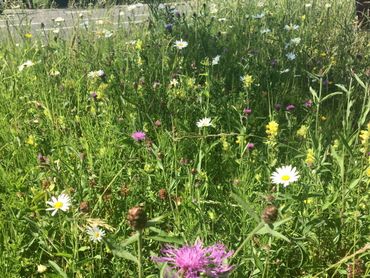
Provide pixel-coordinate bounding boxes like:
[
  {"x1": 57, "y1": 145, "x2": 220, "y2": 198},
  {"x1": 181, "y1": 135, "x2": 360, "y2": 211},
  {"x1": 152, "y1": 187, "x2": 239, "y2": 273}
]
[
  {"x1": 347, "y1": 259, "x2": 364, "y2": 278},
  {"x1": 262, "y1": 205, "x2": 278, "y2": 224},
  {"x1": 120, "y1": 186, "x2": 130, "y2": 197},
  {"x1": 158, "y1": 188, "x2": 168, "y2": 200},
  {"x1": 127, "y1": 206, "x2": 147, "y2": 230},
  {"x1": 79, "y1": 201, "x2": 89, "y2": 213}
]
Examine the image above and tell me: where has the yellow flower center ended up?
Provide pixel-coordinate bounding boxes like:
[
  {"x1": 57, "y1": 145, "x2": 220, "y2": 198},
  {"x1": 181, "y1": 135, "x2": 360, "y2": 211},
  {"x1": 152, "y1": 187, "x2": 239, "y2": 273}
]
[
  {"x1": 94, "y1": 232, "x2": 101, "y2": 238},
  {"x1": 281, "y1": 175, "x2": 290, "y2": 181},
  {"x1": 54, "y1": 201, "x2": 63, "y2": 209}
]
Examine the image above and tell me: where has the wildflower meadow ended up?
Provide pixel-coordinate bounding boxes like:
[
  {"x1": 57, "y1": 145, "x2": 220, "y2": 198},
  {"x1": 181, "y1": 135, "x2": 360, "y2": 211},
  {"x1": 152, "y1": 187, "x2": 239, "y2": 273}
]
[{"x1": 0, "y1": 0, "x2": 369, "y2": 277}]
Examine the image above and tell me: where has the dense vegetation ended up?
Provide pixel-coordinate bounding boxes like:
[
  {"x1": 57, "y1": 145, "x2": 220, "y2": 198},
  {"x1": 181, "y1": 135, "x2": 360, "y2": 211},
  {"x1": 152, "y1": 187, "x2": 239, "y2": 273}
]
[{"x1": 0, "y1": 0, "x2": 369, "y2": 277}]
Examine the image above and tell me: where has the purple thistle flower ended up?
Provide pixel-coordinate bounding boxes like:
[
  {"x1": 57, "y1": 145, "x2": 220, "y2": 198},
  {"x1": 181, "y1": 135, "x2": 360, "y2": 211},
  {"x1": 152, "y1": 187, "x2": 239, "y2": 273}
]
[
  {"x1": 243, "y1": 108, "x2": 252, "y2": 116},
  {"x1": 152, "y1": 240, "x2": 234, "y2": 278},
  {"x1": 285, "y1": 104, "x2": 295, "y2": 111},
  {"x1": 304, "y1": 99, "x2": 313, "y2": 108},
  {"x1": 131, "y1": 131, "x2": 146, "y2": 142},
  {"x1": 274, "y1": 103, "x2": 282, "y2": 112}
]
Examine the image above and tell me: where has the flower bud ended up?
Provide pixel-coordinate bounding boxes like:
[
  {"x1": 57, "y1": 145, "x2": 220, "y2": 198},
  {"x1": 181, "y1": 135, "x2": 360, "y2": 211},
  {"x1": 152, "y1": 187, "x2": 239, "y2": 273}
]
[
  {"x1": 262, "y1": 205, "x2": 278, "y2": 224},
  {"x1": 127, "y1": 206, "x2": 147, "y2": 230}
]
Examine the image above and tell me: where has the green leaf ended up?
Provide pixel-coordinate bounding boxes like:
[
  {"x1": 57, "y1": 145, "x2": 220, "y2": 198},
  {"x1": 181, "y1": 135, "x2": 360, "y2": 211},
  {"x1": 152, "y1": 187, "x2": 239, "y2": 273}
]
[
  {"x1": 55, "y1": 252, "x2": 73, "y2": 259},
  {"x1": 256, "y1": 224, "x2": 291, "y2": 242},
  {"x1": 111, "y1": 249, "x2": 139, "y2": 264},
  {"x1": 320, "y1": 92, "x2": 342, "y2": 103},
  {"x1": 149, "y1": 236, "x2": 184, "y2": 244},
  {"x1": 48, "y1": 260, "x2": 68, "y2": 278},
  {"x1": 231, "y1": 192, "x2": 259, "y2": 222}
]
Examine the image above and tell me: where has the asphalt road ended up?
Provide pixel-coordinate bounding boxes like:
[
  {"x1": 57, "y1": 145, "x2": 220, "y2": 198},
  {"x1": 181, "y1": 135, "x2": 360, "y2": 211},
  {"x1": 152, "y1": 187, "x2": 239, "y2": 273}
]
[{"x1": 0, "y1": 3, "x2": 188, "y2": 39}]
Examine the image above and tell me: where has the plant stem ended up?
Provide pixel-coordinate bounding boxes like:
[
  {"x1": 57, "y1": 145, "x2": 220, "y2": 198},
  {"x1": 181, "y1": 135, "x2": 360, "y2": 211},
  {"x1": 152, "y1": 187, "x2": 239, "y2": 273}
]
[{"x1": 137, "y1": 230, "x2": 143, "y2": 278}]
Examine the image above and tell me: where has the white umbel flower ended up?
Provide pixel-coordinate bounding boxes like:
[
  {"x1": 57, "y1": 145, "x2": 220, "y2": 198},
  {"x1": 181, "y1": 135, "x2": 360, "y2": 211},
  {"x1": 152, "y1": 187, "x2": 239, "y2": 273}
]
[
  {"x1": 46, "y1": 194, "x2": 71, "y2": 216},
  {"x1": 196, "y1": 117, "x2": 212, "y2": 128},
  {"x1": 174, "y1": 39, "x2": 188, "y2": 50},
  {"x1": 286, "y1": 52, "x2": 296, "y2": 60},
  {"x1": 271, "y1": 165, "x2": 300, "y2": 187},
  {"x1": 86, "y1": 226, "x2": 106, "y2": 242},
  {"x1": 88, "y1": 70, "x2": 105, "y2": 78}
]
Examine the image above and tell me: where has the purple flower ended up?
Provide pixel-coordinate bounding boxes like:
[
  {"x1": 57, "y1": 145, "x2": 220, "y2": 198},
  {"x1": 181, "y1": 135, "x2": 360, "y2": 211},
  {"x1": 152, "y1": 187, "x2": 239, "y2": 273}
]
[
  {"x1": 304, "y1": 99, "x2": 313, "y2": 108},
  {"x1": 274, "y1": 103, "x2": 282, "y2": 112},
  {"x1": 131, "y1": 131, "x2": 146, "y2": 142},
  {"x1": 243, "y1": 108, "x2": 252, "y2": 116},
  {"x1": 90, "y1": 91, "x2": 98, "y2": 100},
  {"x1": 247, "y1": 142, "x2": 255, "y2": 150},
  {"x1": 285, "y1": 104, "x2": 295, "y2": 111},
  {"x1": 152, "y1": 240, "x2": 234, "y2": 278}
]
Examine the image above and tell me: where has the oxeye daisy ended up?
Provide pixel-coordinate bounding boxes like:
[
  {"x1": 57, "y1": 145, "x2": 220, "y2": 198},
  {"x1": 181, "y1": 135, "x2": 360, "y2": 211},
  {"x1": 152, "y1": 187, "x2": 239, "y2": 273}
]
[
  {"x1": 86, "y1": 226, "x2": 106, "y2": 242},
  {"x1": 196, "y1": 117, "x2": 212, "y2": 128},
  {"x1": 46, "y1": 193, "x2": 71, "y2": 216},
  {"x1": 174, "y1": 39, "x2": 188, "y2": 49},
  {"x1": 271, "y1": 165, "x2": 300, "y2": 187}
]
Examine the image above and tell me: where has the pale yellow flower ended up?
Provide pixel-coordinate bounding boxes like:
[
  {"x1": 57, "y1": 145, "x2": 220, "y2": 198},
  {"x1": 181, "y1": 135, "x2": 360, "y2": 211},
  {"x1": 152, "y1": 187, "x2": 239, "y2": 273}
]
[
  {"x1": 297, "y1": 125, "x2": 308, "y2": 138},
  {"x1": 266, "y1": 121, "x2": 279, "y2": 138},
  {"x1": 305, "y1": 148, "x2": 315, "y2": 166}
]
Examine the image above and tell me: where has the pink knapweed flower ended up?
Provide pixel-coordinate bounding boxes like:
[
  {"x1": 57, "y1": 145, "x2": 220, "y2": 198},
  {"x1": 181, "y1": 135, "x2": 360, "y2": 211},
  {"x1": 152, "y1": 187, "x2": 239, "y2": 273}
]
[
  {"x1": 152, "y1": 240, "x2": 233, "y2": 278},
  {"x1": 131, "y1": 131, "x2": 146, "y2": 141}
]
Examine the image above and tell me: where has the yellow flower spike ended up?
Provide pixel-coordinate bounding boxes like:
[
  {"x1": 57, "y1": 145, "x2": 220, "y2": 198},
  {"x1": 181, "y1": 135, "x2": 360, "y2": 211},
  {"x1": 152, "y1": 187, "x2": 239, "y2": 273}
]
[
  {"x1": 242, "y1": 74, "x2": 254, "y2": 89},
  {"x1": 135, "y1": 39, "x2": 143, "y2": 51},
  {"x1": 305, "y1": 148, "x2": 315, "y2": 166},
  {"x1": 266, "y1": 121, "x2": 279, "y2": 138}
]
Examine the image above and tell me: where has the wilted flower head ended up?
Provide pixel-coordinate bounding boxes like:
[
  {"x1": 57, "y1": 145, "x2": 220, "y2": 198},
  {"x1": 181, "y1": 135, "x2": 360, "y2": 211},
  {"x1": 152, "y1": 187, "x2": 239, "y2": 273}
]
[
  {"x1": 131, "y1": 131, "x2": 146, "y2": 141},
  {"x1": 196, "y1": 117, "x2": 212, "y2": 128},
  {"x1": 174, "y1": 39, "x2": 188, "y2": 49},
  {"x1": 152, "y1": 240, "x2": 234, "y2": 278},
  {"x1": 304, "y1": 99, "x2": 313, "y2": 108}
]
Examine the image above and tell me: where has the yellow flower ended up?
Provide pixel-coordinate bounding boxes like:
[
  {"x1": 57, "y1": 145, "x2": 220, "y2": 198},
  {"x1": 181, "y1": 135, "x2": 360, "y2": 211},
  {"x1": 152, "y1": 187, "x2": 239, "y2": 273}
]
[
  {"x1": 241, "y1": 74, "x2": 254, "y2": 89},
  {"x1": 359, "y1": 122, "x2": 370, "y2": 153},
  {"x1": 24, "y1": 33, "x2": 32, "y2": 39},
  {"x1": 304, "y1": 198, "x2": 314, "y2": 204},
  {"x1": 366, "y1": 167, "x2": 370, "y2": 178},
  {"x1": 220, "y1": 135, "x2": 229, "y2": 151},
  {"x1": 266, "y1": 121, "x2": 279, "y2": 138},
  {"x1": 320, "y1": 115, "x2": 327, "y2": 121},
  {"x1": 236, "y1": 135, "x2": 245, "y2": 146},
  {"x1": 135, "y1": 39, "x2": 143, "y2": 51},
  {"x1": 305, "y1": 148, "x2": 315, "y2": 166},
  {"x1": 301, "y1": 15, "x2": 306, "y2": 21},
  {"x1": 26, "y1": 135, "x2": 37, "y2": 146},
  {"x1": 297, "y1": 125, "x2": 308, "y2": 138}
]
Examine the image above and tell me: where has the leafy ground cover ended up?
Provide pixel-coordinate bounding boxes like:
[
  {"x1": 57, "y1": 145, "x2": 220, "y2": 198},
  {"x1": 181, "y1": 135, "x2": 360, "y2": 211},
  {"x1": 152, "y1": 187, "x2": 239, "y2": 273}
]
[{"x1": 0, "y1": 0, "x2": 369, "y2": 277}]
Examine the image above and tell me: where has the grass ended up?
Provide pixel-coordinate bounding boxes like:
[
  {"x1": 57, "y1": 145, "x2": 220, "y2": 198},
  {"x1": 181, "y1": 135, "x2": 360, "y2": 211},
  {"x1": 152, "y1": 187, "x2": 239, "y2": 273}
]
[{"x1": 0, "y1": 0, "x2": 369, "y2": 277}]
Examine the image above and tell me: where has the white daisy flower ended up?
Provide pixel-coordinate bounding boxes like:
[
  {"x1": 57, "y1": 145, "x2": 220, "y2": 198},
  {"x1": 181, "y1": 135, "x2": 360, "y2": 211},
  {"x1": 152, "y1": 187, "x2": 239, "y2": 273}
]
[
  {"x1": 196, "y1": 117, "x2": 212, "y2": 128},
  {"x1": 212, "y1": 55, "x2": 221, "y2": 65},
  {"x1": 174, "y1": 39, "x2": 188, "y2": 50},
  {"x1": 271, "y1": 165, "x2": 300, "y2": 187},
  {"x1": 86, "y1": 226, "x2": 106, "y2": 242},
  {"x1": 46, "y1": 193, "x2": 71, "y2": 216},
  {"x1": 286, "y1": 52, "x2": 296, "y2": 60},
  {"x1": 18, "y1": 60, "x2": 35, "y2": 72}
]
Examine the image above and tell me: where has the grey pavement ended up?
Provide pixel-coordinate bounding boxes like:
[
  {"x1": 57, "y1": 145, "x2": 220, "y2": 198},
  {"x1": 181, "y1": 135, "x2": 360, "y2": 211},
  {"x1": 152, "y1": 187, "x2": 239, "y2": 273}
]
[{"x1": 0, "y1": 3, "x2": 190, "y2": 39}]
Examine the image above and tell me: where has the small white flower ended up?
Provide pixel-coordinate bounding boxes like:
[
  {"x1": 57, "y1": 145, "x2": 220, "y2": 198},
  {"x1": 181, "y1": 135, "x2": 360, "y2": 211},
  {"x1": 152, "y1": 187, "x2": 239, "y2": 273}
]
[
  {"x1": 52, "y1": 28, "x2": 60, "y2": 34},
  {"x1": 325, "y1": 3, "x2": 331, "y2": 8},
  {"x1": 212, "y1": 55, "x2": 221, "y2": 65},
  {"x1": 196, "y1": 117, "x2": 212, "y2": 128},
  {"x1": 260, "y1": 28, "x2": 271, "y2": 34},
  {"x1": 218, "y1": 17, "x2": 227, "y2": 22},
  {"x1": 174, "y1": 39, "x2": 188, "y2": 49},
  {"x1": 46, "y1": 193, "x2": 71, "y2": 216},
  {"x1": 54, "y1": 17, "x2": 65, "y2": 23},
  {"x1": 103, "y1": 30, "x2": 113, "y2": 38},
  {"x1": 284, "y1": 24, "x2": 299, "y2": 31},
  {"x1": 209, "y1": 3, "x2": 218, "y2": 14},
  {"x1": 158, "y1": 3, "x2": 165, "y2": 9},
  {"x1": 96, "y1": 19, "x2": 104, "y2": 25},
  {"x1": 49, "y1": 70, "x2": 60, "y2": 76},
  {"x1": 37, "y1": 264, "x2": 47, "y2": 273},
  {"x1": 88, "y1": 70, "x2": 105, "y2": 78},
  {"x1": 257, "y1": 1, "x2": 265, "y2": 8},
  {"x1": 280, "y1": 68, "x2": 290, "y2": 74},
  {"x1": 170, "y1": 78, "x2": 179, "y2": 87},
  {"x1": 18, "y1": 60, "x2": 35, "y2": 72},
  {"x1": 286, "y1": 52, "x2": 296, "y2": 60},
  {"x1": 305, "y1": 3, "x2": 312, "y2": 8},
  {"x1": 252, "y1": 12, "x2": 265, "y2": 19},
  {"x1": 86, "y1": 225, "x2": 106, "y2": 242},
  {"x1": 290, "y1": 37, "x2": 301, "y2": 45},
  {"x1": 271, "y1": 165, "x2": 300, "y2": 187}
]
